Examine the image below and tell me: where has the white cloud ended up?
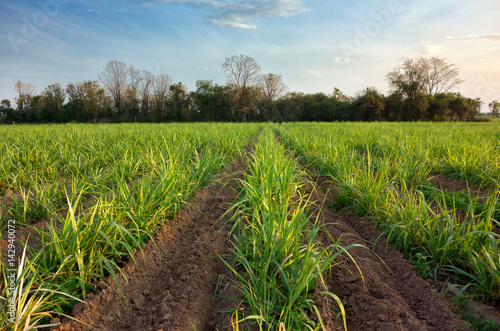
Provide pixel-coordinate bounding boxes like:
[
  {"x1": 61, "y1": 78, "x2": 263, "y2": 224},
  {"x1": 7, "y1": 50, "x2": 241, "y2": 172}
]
[
  {"x1": 143, "y1": 0, "x2": 308, "y2": 29},
  {"x1": 306, "y1": 69, "x2": 324, "y2": 77},
  {"x1": 210, "y1": 19, "x2": 257, "y2": 29},
  {"x1": 447, "y1": 33, "x2": 500, "y2": 42},
  {"x1": 333, "y1": 56, "x2": 357, "y2": 64},
  {"x1": 158, "y1": 0, "x2": 227, "y2": 8},
  {"x1": 87, "y1": 9, "x2": 102, "y2": 14}
]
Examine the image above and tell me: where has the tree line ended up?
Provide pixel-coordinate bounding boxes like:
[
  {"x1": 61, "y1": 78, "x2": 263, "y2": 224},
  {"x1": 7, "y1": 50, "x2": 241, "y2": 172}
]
[{"x1": 0, "y1": 55, "x2": 494, "y2": 124}]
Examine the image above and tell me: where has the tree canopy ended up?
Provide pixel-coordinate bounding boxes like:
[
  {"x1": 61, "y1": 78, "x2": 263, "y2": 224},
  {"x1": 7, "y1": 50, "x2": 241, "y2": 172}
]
[{"x1": 0, "y1": 56, "x2": 486, "y2": 124}]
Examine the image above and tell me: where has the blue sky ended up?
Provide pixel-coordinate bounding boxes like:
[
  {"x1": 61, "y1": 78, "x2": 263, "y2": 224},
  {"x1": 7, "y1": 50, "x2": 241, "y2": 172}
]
[{"x1": 1, "y1": 0, "x2": 499, "y2": 111}]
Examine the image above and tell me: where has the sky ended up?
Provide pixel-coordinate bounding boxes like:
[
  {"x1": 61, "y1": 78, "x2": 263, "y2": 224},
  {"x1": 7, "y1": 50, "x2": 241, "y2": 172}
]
[{"x1": 0, "y1": 0, "x2": 499, "y2": 112}]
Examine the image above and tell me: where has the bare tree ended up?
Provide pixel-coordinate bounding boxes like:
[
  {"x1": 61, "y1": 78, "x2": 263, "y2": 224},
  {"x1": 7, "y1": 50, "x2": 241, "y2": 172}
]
[
  {"x1": 14, "y1": 81, "x2": 37, "y2": 112},
  {"x1": 388, "y1": 57, "x2": 464, "y2": 97},
  {"x1": 259, "y1": 73, "x2": 288, "y2": 103},
  {"x1": 139, "y1": 70, "x2": 154, "y2": 117},
  {"x1": 126, "y1": 65, "x2": 142, "y2": 121},
  {"x1": 152, "y1": 73, "x2": 172, "y2": 118},
  {"x1": 417, "y1": 57, "x2": 464, "y2": 95},
  {"x1": 98, "y1": 60, "x2": 128, "y2": 116},
  {"x1": 222, "y1": 54, "x2": 261, "y2": 89},
  {"x1": 128, "y1": 65, "x2": 141, "y2": 97},
  {"x1": 222, "y1": 54, "x2": 261, "y2": 121}
]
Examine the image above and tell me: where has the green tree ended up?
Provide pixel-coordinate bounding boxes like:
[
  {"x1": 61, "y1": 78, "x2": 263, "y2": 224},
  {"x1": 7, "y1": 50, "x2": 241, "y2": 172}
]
[
  {"x1": 489, "y1": 100, "x2": 500, "y2": 118},
  {"x1": 168, "y1": 82, "x2": 189, "y2": 121},
  {"x1": 40, "y1": 83, "x2": 65, "y2": 122},
  {"x1": 0, "y1": 99, "x2": 16, "y2": 123},
  {"x1": 82, "y1": 81, "x2": 108, "y2": 123},
  {"x1": 353, "y1": 87, "x2": 386, "y2": 121},
  {"x1": 66, "y1": 82, "x2": 85, "y2": 121},
  {"x1": 387, "y1": 59, "x2": 428, "y2": 120},
  {"x1": 193, "y1": 80, "x2": 232, "y2": 122}
]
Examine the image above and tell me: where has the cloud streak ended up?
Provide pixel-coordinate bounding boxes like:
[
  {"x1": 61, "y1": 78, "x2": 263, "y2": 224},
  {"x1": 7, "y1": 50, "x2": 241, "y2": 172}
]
[
  {"x1": 209, "y1": 19, "x2": 257, "y2": 29},
  {"x1": 306, "y1": 69, "x2": 324, "y2": 77},
  {"x1": 447, "y1": 33, "x2": 500, "y2": 41},
  {"x1": 144, "y1": 0, "x2": 308, "y2": 29}
]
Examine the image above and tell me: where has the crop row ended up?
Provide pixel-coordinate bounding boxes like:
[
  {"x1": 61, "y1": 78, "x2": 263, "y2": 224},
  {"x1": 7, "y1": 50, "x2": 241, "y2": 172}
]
[
  {"x1": 1, "y1": 122, "x2": 499, "y2": 330},
  {"x1": 277, "y1": 123, "x2": 500, "y2": 300},
  {"x1": 0, "y1": 123, "x2": 256, "y2": 225},
  {"x1": 224, "y1": 127, "x2": 357, "y2": 330},
  {"x1": 0, "y1": 123, "x2": 259, "y2": 330}
]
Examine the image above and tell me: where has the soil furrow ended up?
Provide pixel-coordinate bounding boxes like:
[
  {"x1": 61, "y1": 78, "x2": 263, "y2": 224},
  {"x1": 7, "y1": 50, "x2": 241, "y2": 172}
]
[
  {"x1": 309, "y1": 176, "x2": 470, "y2": 330},
  {"x1": 55, "y1": 155, "x2": 247, "y2": 331}
]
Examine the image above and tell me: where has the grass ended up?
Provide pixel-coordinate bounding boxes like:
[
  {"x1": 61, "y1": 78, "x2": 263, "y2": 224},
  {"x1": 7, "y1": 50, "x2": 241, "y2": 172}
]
[
  {"x1": 1, "y1": 121, "x2": 499, "y2": 329},
  {"x1": 223, "y1": 128, "x2": 359, "y2": 330},
  {"x1": 277, "y1": 122, "x2": 500, "y2": 300},
  {"x1": 0, "y1": 123, "x2": 259, "y2": 330}
]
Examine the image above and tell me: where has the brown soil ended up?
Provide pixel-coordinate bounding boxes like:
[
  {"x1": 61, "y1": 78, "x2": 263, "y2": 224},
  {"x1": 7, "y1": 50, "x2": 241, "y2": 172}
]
[
  {"x1": 430, "y1": 173, "x2": 487, "y2": 196},
  {"x1": 54, "y1": 154, "x2": 247, "y2": 331},
  {"x1": 309, "y1": 176, "x2": 471, "y2": 330},
  {"x1": 0, "y1": 219, "x2": 47, "y2": 260}
]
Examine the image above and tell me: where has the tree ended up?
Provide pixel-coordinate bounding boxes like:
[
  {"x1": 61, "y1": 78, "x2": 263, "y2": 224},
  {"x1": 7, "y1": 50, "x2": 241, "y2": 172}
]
[
  {"x1": 417, "y1": 57, "x2": 464, "y2": 95},
  {"x1": 257, "y1": 73, "x2": 288, "y2": 121},
  {"x1": 81, "y1": 81, "x2": 108, "y2": 123},
  {"x1": 152, "y1": 73, "x2": 172, "y2": 120},
  {"x1": 168, "y1": 82, "x2": 189, "y2": 121},
  {"x1": 98, "y1": 60, "x2": 128, "y2": 116},
  {"x1": 448, "y1": 93, "x2": 476, "y2": 122},
  {"x1": 66, "y1": 82, "x2": 85, "y2": 121},
  {"x1": 0, "y1": 99, "x2": 15, "y2": 123},
  {"x1": 222, "y1": 54, "x2": 261, "y2": 121},
  {"x1": 274, "y1": 92, "x2": 306, "y2": 122},
  {"x1": 387, "y1": 57, "x2": 464, "y2": 120},
  {"x1": 387, "y1": 59, "x2": 429, "y2": 120},
  {"x1": 259, "y1": 73, "x2": 287, "y2": 103},
  {"x1": 331, "y1": 87, "x2": 350, "y2": 102},
  {"x1": 125, "y1": 65, "x2": 141, "y2": 121},
  {"x1": 193, "y1": 80, "x2": 232, "y2": 122},
  {"x1": 1, "y1": 99, "x2": 12, "y2": 109},
  {"x1": 353, "y1": 87, "x2": 386, "y2": 121},
  {"x1": 14, "y1": 81, "x2": 37, "y2": 113},
  {"x1": 40, "y1": 83, "x2": 65, "y2": 121},
  {"x1": 489, "y1": 100, "x2": 500, "y2": 118},
  {"x1": 139, "y1": 70, "x2": 154, "y2": 120}
]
